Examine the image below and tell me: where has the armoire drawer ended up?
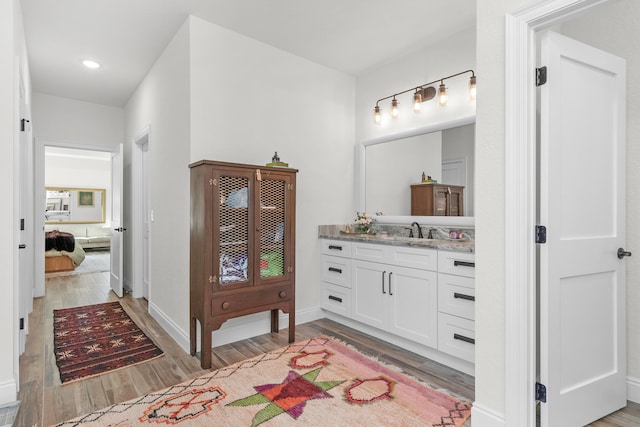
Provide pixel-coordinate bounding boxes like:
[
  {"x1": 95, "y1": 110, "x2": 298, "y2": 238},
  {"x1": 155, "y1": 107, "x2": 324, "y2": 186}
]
[{"x1": 211, "y1": 285, "x2": 292, "y2": 315}]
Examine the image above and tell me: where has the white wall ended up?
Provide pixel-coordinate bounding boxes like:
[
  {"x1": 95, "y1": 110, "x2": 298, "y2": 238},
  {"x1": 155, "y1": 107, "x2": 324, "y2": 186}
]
[
  {"x1": 31, "y1": 93, "x2": 124, "y2": 146},
  {"x1": 125, "y1": 15, "x2": 356, "y2": 351},
  {"x1": 124, "y1": 19, "x2": 191, "y2": 341},
  {"x1": 189, "y1": 16, "x2": 355, "y2": 314},
  {"x1": 365, "y1": 132, "x2": 442, "y2": 215},
  {"x1": 45, "y1": 149, "x2": 112, "y2": 223},
  {"x1": 355, "y1": 28, "x2": 476, "y2": 144}
]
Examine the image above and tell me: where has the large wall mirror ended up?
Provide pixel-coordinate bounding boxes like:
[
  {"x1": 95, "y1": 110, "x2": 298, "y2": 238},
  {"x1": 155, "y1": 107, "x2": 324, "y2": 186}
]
[
  {"x1": 45, "y1": 187, "x2": 106, "y2": 223},
  {"x1": 358, "y1": 115, "x2": 475, "y2": 226}
]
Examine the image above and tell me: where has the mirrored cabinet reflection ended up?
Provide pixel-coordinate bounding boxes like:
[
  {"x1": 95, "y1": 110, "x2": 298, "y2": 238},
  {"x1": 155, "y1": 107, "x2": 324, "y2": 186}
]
[{"x1": 45, "y1": 187, "x2": 106, "y2": 223}]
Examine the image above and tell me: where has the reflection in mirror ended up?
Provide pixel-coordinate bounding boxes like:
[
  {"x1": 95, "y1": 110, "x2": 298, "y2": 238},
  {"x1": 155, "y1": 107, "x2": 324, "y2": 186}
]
[
  {"x1": 360, "y1": 118, "x2": 475, "y2": 221},
  {"x1": 45, "y1": 187, "x2": 106, "y2": 223}
]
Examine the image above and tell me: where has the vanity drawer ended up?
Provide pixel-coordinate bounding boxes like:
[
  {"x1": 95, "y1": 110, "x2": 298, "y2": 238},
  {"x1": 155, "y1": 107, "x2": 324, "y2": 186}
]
[
  {"x1": 438, "y1": 312, "x2": 475, "y2": 363},
  {"x1": 438, "y1": 251, "x2": 475, "y2": 278},
  {"x1": 352, "y1": 242, "x2": 389, "y2": 262},
  {"x1": 321, "y1": 255, "x2": 352, "y2": 288},
  {"x1": 438, "y1": 273, "x2": 475, "y2": 320},
  {"x1": 321, "y1": 283, "x2": 352, "y2": 317},
  {"x1": 389, "y1": 246, "x2": 437, "y2": 271},
  {"x1": 321, "y1": 239, "x2": 352, "y2": 257}
]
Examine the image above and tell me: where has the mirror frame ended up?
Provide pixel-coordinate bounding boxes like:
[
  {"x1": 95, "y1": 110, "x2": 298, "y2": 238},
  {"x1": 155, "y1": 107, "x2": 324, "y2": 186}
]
[
  {"x1": 358, "y1": 114, "x2": 475, "y2": 227},
  {"x1": 45, "y1": 187, "x2": 106, "y2": 224}
]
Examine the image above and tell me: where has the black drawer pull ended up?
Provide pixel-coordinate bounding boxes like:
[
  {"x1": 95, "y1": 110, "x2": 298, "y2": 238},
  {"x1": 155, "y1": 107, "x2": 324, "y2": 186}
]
[
  {"x1": 454, "y1": 260, "x2": 475, "y2": 268},
  {"x1": 328, "y1": 267, "x2": 343, "y2": 274},
  {"x1": 454, "y1": 292, "x2": 475, "y2": 301},
  {"x1": 454, "y1": 333, "x2": 475, "y2": 344},
  {"x1": 328, "y1": 245, "x2": 343, "y2": 251},
  {"x1": 328, "y1": 295, "x2": 343, "y2": 303}
]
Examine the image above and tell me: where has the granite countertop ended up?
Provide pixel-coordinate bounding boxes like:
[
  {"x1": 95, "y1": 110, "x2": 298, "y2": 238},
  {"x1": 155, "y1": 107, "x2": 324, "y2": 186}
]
[{"x1": 318, "y1": 230, "x2": 475, "y2": 253}]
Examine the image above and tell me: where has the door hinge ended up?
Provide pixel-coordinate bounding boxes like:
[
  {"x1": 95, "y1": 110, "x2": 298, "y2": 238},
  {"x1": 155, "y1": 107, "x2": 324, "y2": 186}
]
[
  {"x1": 535, "y1": 225, "x2": 547, "y2": 244},
  {"x1": 536, "y1": 66, "x2": 547, "y2": 86},
  {"x1": 287, "y1": 183, "x2": 294, "y2": 191},
  {"x1": 20, "y1": 218, "x2": 24, "y2": 231},
  {"x1": 535, "y1": 382, "x2": 547, "y2": 403},
  {"x1": 19, "y1": 318, "x2": 24, "y2": 330},
  {"x1": 20, "y1": 118, "x2": 30, "y2": 132},
  {"x1": 209, "y1": 178, "x2": 217, "y2": 186}
]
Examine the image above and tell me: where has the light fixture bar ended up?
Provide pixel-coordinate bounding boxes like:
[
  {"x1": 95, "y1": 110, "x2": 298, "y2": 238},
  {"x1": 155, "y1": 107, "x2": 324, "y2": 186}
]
[{"x1": 373, "y1": 69, "x2": 475, "y2": 124}]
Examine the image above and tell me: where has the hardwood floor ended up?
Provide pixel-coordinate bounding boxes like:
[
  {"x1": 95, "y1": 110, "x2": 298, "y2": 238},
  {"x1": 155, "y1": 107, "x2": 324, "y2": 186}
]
[{"x1": 16, "y1": 271, "x2": 640, "y2": 426}]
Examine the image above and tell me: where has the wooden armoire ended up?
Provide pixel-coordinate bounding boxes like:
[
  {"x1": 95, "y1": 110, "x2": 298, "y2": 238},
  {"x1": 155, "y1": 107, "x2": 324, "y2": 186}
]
[
  {"x1": 189, "y1": 160, "x2": 297, "y2": 369},
  {"x1": 410, "y1": 183, "x2": 464, "y2": 216}
]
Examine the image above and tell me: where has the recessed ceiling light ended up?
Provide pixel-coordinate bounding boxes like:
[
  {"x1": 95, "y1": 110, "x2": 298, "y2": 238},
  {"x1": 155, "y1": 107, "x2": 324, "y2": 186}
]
[{"x1": 82, "y1": 60, "x2": 101, "y2": 69}]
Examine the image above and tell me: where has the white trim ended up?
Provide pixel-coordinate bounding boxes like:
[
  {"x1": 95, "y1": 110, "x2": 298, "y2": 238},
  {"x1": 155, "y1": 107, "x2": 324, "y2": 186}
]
[
  {"x1": 504, "y1": 1, "x2": 612, "y2": 425},
  {"x1": 627, "y1": 376, "x2": 640, "y2": 404},
  {"x1": 471, "y1": 402, "x2": 506, "y2": 427},
  {"x1": 0, "y1": 379, "x2": 17, "y2": 406},
  {"x1": 150, "y1": 302, "x2": 324, "y2": 354}
]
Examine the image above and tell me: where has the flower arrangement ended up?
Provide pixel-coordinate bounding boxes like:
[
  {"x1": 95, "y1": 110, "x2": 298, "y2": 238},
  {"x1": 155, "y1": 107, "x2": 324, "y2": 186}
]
[{"x1": 354, "y1": 212, "x2": 373, "y2": 233}]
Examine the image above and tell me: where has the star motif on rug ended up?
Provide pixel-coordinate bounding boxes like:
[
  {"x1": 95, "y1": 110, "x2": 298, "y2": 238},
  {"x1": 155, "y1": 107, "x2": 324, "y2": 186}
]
[{"x1": 227, "y1": 367, "x2": 344, "y2": 427}]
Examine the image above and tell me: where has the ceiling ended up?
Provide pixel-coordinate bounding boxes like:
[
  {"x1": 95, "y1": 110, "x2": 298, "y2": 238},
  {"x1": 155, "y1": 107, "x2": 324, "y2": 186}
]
[{"x1": 21, "y1": 1, "x2": 476, "y2": 107}]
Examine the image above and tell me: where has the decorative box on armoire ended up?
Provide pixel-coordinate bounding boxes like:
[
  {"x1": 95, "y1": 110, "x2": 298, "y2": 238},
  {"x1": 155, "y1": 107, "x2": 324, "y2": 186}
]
[
  {"x1": 410, "y1": 183, "x2": 464, "y2": 216},
  {"x1": 189, "y1": 160, "x2": 297, "y2": 369}
]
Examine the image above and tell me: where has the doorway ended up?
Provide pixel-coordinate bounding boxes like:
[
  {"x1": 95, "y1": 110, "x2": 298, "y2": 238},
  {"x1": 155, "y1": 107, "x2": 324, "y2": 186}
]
[{"x1": 34, "y1": 139, "x2": 120, "y2": 297}]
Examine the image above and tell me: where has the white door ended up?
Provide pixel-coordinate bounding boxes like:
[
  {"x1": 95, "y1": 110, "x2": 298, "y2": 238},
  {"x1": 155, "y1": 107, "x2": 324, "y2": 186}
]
[
  {"x1": 539, "y1": 31, "x2": 627, "y2": 426},
  {"x1": 441, "y1": 158, "x2": 466, "y2": 187},
  {"x1": 110, "y1": 144, "x2": 125, "y2": 297}
]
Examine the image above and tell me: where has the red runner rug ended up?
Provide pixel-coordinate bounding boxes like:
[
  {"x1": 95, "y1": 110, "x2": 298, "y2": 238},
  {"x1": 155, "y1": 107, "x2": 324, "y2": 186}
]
[
  {"x1": 53, "y1": 301, "x2": 163, "y2": 384},
  {"x1": 55, "y1": 335, "x2": 470, "y2": 426}
]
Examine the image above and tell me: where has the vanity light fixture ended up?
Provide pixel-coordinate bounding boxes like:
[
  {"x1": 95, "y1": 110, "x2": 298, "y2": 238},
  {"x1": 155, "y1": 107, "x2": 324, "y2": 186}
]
[
  {"x1": 437, "y1": 81, "x2": 448, "y2": 107},
  {"x1": 373, "y1": 69, "x2": 476, "y2": 125},
  {"x1": 391, "y1": 97, "x2": 399, "y2": 119}
]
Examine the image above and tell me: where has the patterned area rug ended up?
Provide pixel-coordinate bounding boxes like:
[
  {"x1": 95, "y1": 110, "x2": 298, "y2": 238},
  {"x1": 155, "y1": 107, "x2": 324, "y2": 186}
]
[
  {"x1": 55, "y1": 336, "x2": 470, "y2": 426},
  {"x1": 53, "y1": 301, "x2": 164, "y2": 384}
]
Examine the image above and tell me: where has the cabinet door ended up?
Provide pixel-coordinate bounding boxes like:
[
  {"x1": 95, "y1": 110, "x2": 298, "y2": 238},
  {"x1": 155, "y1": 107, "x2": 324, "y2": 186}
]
[
  {"x1": 352, "y1": 260, "x2": 387, "y2": 330},
  {"x1": 215, "y1": 168, "x2": 255, "y2": 290},
  {"x1": 434, "y1": 186, "x2": 448, "y2": 216},
  {"x1": 387, "y1": 266, "x2": 438, "y2": 347},
  {"x1": 256, "y1": 171, "x2": 295, "y2": 285}
]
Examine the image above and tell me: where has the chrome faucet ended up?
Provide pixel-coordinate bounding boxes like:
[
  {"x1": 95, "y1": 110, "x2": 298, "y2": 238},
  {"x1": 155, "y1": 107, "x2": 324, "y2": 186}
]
[{"x1": 410, "y1": 222, "x2": 423, "y2": 239}]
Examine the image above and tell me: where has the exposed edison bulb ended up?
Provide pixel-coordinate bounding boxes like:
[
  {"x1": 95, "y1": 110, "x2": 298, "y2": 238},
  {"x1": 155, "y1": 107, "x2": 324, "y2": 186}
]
[
  {"x1": 413, "y1": 91, "x2": 422, "y2": 113},
  {"x1": 391, "y1": 98, "x2": 399, "y2": 119},
  {"x1": 438, "y1": 82, "x2": 448, "y2": 107},
  {"x1": 373, "y1": 105, "x2": 381, "y2": 125},
  {"x1": 469, "y1": 75, "x2": 477, "y2": 101}
]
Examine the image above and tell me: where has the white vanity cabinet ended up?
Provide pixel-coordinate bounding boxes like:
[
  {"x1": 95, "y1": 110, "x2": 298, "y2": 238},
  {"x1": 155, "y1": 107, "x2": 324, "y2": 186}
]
[
  {"x1": 437, "y1": 251, "x2": 475, "y2": 362},
  {"x1": 350, "y1": 242, "x2": 439, "y2": 347},
  {"x1": 319, "y1": 237, "x2": 475, "y2": 373}
]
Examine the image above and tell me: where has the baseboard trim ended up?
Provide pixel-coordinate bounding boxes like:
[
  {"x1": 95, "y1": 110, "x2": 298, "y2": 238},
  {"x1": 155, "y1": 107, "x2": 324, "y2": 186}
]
[
  {"x1": 628, "y1": 376, "x2": 640, "y2": 404},
  {"x1": 471, "y1": 402, "x2": 506, "y2": 427},
  {"x1": 0, "y1": 379, "x2": 17, "y2": 406},
  {"x1": 149, "y1": 303, "x2": 325, "y2": 354}
]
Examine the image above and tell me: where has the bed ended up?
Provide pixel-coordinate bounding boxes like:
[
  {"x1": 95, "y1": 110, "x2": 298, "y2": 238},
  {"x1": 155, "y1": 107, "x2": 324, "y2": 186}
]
[{"x1": 45, "y1": 230, "x2": 86, "y2": 273}]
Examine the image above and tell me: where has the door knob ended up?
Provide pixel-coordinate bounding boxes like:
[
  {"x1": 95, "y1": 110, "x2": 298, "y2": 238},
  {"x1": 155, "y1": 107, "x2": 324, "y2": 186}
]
[{"x1": 617, "y1": 248, "x2": 632, "y2": 259}]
